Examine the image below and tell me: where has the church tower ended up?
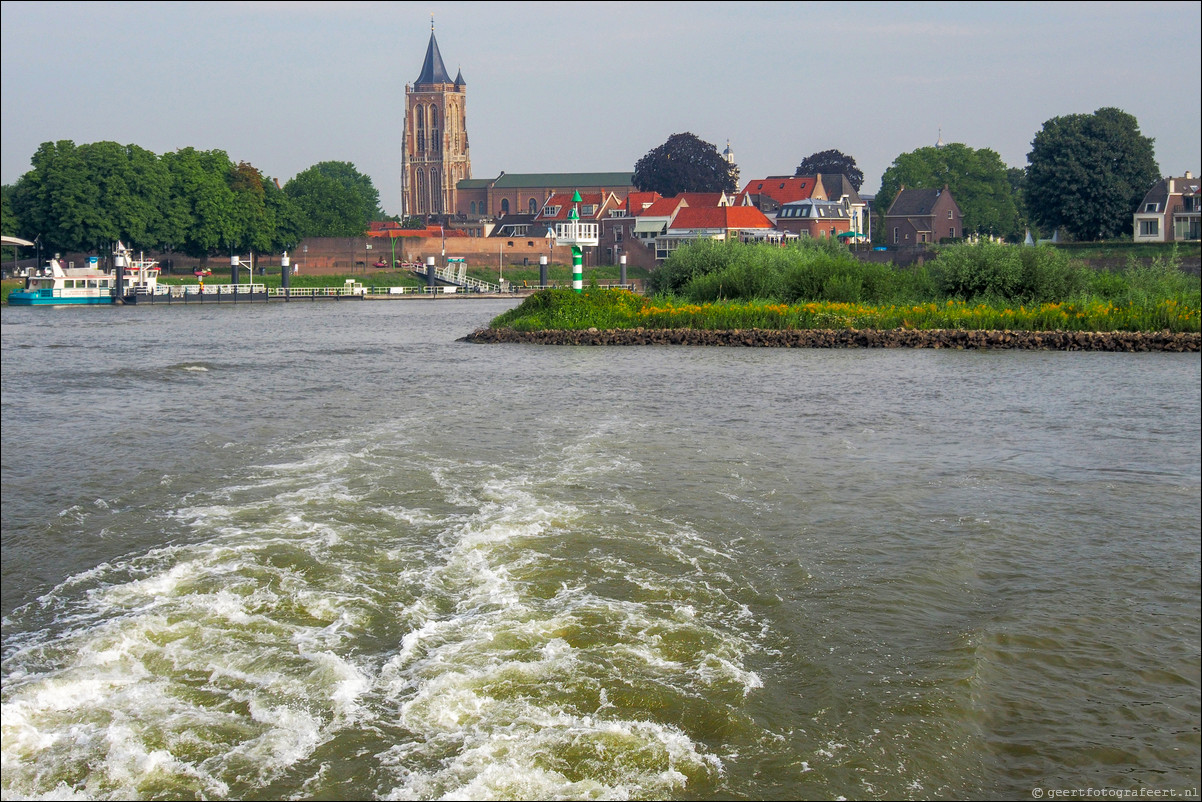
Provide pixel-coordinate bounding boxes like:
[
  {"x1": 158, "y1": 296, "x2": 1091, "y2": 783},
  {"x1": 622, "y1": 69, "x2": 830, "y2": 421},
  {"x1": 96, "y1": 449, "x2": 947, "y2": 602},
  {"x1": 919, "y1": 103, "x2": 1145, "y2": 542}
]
[{"x1": 401, "y1": 20, "x2": 471, "y2": 218}]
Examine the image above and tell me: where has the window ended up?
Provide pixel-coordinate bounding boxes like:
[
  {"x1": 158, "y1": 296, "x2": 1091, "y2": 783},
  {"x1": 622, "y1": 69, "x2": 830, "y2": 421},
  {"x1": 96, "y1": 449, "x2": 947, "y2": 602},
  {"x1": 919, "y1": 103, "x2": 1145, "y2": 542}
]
[
  {"x1": 948, "y1": 210, "x2": 953, "y2": 219},
  {"x1": 581, "y1": 204, "x2": 595, "y2": 216},
  {"x1": 616, "y1": 226, "x2": 623, "y2": 242},
  {"x1": 500, "y1": 198, "x2": 510, "y2": 215},
  {"x1": 542, "y1": 205, "x2": 561, "y2": 217},
  {"x1": 470, "y1": 201, "x2": 477, "y2": 216},
  {"x1": 949, "y1": 228, "x2": 956, "y2": 238},
  {"x1": 1145, "y1": 203, "x2": 1160, "y2": 213},
  {"x1": 893, "y1": 227, "x2": 899, "y2": 244},
  {"x1": 1140, "y1": 219, "x2": 1159, "y2": 236}
]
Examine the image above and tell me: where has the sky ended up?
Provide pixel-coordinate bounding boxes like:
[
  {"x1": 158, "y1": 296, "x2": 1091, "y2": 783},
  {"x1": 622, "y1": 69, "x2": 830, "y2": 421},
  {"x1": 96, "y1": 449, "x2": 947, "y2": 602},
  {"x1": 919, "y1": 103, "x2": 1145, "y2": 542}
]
[{"x1": 2, "y1": 1, "x2": 1199, "y2": 217}]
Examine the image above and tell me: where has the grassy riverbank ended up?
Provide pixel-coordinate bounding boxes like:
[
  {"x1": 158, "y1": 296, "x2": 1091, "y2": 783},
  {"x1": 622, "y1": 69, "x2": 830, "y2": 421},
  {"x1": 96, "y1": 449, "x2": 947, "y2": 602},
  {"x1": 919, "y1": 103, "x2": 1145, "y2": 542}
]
[
  {"x1": 488, "y1": 240, "x2": 1201, "y2": 336},
  {"x1": 490, "y1": 289, "x2": 1200, "y2": 334}
]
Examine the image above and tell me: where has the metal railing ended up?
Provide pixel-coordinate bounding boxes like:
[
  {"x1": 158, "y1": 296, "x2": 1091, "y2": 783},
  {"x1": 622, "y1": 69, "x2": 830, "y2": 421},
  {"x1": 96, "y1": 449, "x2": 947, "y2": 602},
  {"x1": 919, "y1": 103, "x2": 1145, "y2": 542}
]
[{"x1": 411, "y1": 263, "x2": 503, "y2": 293}]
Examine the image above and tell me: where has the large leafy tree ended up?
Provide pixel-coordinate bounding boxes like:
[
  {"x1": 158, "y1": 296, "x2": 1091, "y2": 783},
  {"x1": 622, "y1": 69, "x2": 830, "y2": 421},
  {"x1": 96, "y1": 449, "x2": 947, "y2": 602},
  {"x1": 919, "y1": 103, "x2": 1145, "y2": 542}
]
[
  {"x1": 633, "y1": 132, "x2": 738, "y2": 197},
  {"x1": 794, "y1": 149, "x2": 864, "y2": 191},
  {"x1": 1025, "y1": 107, "x2": 1159, "y2": 241},
  {"x1": 161, "y1": 147, "x2": 239, "y2": 257},
  {"x1": 877, "y1": 143, "x2": 1023, "y2": 240},
  {"x1": 284, "y1": 161, "x2": 382, "y2": 237},
  {"x1": 10, "y1": 140, "x2": 94, "y2": 251}
]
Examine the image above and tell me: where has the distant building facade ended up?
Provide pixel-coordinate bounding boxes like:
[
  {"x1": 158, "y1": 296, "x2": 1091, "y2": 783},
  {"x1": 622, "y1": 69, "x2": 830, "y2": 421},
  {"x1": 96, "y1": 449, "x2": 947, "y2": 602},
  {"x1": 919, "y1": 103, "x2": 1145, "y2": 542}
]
[
  {"x1": 401, "y1": 23, "x2": 471, "y2": 218},
  {"x1": 885, "y1": 186, "x2": 963, "y2": 245},
  {"x1": 1133, "y1": 172, "x2": 1201, "y2": 243},
  {"x1": 455, "y1": 172, "x2": 636, "y2": 219}
]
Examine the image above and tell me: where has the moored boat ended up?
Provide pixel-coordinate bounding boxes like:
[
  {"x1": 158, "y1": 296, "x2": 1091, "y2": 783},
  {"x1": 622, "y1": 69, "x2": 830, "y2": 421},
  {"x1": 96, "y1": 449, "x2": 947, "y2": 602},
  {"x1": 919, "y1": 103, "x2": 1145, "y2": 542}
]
[{"x1": 8, "y1": 243, "x2": 160, "y2": 306}]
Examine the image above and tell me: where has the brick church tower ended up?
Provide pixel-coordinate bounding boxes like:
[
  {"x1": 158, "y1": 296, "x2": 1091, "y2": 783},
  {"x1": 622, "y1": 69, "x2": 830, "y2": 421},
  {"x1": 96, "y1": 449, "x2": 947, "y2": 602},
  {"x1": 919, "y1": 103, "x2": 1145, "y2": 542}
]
[{"x1": 400, "y1": 21, "x2": 471, "y2": 218}]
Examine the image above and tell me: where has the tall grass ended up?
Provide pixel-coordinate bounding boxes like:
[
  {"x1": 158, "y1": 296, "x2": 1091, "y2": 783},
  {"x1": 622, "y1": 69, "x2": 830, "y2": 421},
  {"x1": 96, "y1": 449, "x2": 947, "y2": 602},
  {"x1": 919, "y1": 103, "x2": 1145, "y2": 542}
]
[{"x1": 490, "y1": 239, "x2": 1200, "y2": 334}]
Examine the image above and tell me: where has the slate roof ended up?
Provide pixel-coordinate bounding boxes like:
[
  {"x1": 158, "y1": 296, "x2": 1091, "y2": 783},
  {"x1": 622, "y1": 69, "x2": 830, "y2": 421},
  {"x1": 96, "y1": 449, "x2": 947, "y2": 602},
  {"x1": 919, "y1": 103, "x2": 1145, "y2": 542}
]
[
  {"x1": 534, "y1": 192, "x2": 610, "y2": 221},
  {"x1": 887, "y1": 188, "x2": 950, "y2": 216},
  {"x1": 817, "y1": 174, "x2": 863, "y2": 204},
  {"x1": 489, "y1": 213, "x2": 542, "y2": 237},
  {"x1": 415, "y1": 30, "x2": 453, "y2": 86},
  {"x1": 1138, "y1": 176, "x2": 1202, "y2": 211}
]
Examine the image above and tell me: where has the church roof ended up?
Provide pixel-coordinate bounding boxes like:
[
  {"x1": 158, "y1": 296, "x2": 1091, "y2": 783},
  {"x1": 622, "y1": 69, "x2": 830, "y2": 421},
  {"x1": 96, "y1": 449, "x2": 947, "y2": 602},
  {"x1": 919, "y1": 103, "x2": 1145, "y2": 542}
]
[{"x1": 415, "y1": 29, "x2": 453, "y2": 85}]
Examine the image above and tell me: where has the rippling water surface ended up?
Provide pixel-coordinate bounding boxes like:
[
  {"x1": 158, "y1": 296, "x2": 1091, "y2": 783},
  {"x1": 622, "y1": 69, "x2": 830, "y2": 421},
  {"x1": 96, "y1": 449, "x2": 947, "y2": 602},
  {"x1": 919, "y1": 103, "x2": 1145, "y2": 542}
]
[{"x1": 2, "y1": 300, "x2": 1199, "y2": 800}]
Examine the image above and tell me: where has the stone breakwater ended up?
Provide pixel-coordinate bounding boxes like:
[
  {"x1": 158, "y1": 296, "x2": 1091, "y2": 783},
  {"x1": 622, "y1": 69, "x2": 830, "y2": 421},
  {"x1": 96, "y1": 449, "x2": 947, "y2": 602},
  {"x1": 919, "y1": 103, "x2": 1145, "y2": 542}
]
[{"x1": 462, "y1": 327, "x2": 1201, "y2": 352}]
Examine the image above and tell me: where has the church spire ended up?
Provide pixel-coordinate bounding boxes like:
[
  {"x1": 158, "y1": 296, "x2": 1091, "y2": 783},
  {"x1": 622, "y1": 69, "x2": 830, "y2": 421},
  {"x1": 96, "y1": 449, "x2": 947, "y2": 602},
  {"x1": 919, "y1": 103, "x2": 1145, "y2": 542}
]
[{"x1": 415, "y1": 16, "x2": 452, "y2": 85}]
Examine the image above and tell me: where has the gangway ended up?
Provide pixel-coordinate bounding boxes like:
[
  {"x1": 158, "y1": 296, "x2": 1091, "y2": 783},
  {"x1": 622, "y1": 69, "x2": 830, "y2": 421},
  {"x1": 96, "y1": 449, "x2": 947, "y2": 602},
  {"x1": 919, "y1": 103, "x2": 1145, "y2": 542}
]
[{"x1": 409, "y1": 259, "x2": 502, "y2": 293}]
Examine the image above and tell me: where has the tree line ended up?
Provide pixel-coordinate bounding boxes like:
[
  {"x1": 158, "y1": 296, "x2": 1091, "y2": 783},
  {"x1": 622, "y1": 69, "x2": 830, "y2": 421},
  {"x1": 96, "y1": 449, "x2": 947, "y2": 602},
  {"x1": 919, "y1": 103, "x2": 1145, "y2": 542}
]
[
  {"x1": 1, "y1": 107, "x2": 1163, "y2": 261},
  {"x1": 1, "y1": 142, "x2": 386, "y2": 259},
  {"x1": 631, "y1": 108, "x2": 1161, "y2": 243}
]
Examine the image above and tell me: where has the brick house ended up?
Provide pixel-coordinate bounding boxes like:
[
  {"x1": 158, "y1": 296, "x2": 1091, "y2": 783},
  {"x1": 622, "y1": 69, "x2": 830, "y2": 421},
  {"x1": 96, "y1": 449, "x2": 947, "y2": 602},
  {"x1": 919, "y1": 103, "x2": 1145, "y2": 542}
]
[
  {"x1": 454, "y1": 172, "x2": 635, "y2": 219},
  {"x1": 775, "y1": 199, "x2": 853, "y2": 239},
  {"x1": 1133, "y1": 172, "x2": 1201, "y2": 242},
  {"x1": 736, "y1": 174, "x2": 869, "y2": 241},
  {"x1": 597, "y1": 192, "x2": 664, "y2": 270},
  {"x1": 885, "y1": 186, "x2": 963, "y2": 245}
]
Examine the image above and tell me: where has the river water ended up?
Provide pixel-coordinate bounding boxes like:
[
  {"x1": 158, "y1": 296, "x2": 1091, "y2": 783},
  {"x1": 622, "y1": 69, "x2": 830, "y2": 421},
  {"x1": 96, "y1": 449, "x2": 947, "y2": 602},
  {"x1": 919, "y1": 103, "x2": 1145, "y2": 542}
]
[{"x1": 1, "y1": 299, "x2": 1199, "y2": 801}]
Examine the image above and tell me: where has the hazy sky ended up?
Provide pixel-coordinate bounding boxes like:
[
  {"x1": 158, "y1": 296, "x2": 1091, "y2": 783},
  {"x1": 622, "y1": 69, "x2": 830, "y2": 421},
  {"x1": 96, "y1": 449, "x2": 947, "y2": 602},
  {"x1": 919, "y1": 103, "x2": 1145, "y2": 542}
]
[{"x1": 2, "y1": 1, "x2": 1199, "y2": 217}]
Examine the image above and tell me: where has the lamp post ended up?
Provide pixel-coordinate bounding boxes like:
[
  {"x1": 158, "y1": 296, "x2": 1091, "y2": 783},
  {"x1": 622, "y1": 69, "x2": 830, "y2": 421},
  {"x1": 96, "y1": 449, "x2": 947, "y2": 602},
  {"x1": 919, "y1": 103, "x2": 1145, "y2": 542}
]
[
  {"x1": 230, "y1": 252, "x2": 254, "y2": 290},
  {"x1": 365, "y1": 241, "x2": 372, "y2": 274}
]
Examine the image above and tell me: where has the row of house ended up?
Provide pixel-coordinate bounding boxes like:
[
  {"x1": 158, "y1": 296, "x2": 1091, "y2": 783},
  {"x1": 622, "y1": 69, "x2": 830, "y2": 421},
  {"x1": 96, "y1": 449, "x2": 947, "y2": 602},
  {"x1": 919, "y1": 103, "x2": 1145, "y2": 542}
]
[{"x1": 377, "y1": 170, "x2": 966, "y2": 269}]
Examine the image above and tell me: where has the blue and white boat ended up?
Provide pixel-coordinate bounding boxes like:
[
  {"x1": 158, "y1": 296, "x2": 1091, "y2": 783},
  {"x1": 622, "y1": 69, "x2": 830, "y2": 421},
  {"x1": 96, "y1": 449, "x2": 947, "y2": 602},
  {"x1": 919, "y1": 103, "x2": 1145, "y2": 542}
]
[{"x1": 8, "y1": 243, "x2": 160, "y2": 306}]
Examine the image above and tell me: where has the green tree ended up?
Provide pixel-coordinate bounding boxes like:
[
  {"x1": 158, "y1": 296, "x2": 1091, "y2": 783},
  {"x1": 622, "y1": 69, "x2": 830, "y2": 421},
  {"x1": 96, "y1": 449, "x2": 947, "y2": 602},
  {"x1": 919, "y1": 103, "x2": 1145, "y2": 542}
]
[
  {"x1": 10, "y1": 140, "x2": 93, "y2": 251},
  {"x1": 1, "y1": 184, "x2": 17, "y2": 238},
  {"x1": 284, "y1": 161, "x2": 382, "y2": 237},
  {"x1": 161, "y1": 147, "x2": 239, "y2": 257},
  {"x1": 262, "y1": 177, "x2": 303, "y2": 253},
  {"x1": 228, "y1": 161, "x2": 274, "y2": 253},
  {"x1": 877, "y1": 143, "x2": 1023, "y2": 240},
  {"x1": 10, "y1": 140, "x2": 172, "y2": 253},
  {"x1": 1025, "y1": 107, "x2": 1159, "y2": 241},
  {"x1": 794, "y1": 149, "x2": 864, "y2": 191},
  {"x1": 633, "y1": 132, "x2": 738, "y2": 197}
]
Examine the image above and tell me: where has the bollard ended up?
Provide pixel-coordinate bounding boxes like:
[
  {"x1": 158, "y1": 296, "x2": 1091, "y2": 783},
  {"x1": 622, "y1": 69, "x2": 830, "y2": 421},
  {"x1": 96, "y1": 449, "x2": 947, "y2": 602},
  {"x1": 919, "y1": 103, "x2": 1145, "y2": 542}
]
[
  {"x1": 539, "y1": 255, "x2": 548, "y2": 289},
  {"x1": 619, "y1": 253, "x2": 626, "y2": 289}
]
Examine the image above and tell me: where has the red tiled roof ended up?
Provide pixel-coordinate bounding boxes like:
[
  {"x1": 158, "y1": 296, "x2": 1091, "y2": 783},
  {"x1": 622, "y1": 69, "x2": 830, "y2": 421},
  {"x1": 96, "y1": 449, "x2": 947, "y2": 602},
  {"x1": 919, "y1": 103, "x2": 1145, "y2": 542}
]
[
  {"x1": 671, "y1": 192, "x2": 727, "y2": 207},
  {"x1": 624, "y1": 191, "x2": 661, "y2": 213},
  {"x1": 736, "y1": 177, "x2": 816, "y2": 205},
  {"x1": 639, "y1": 197, "x2": 689, "y2": 217},
  {"x1": 669, "y1": 207, "x2": 774, "y2": 231}
]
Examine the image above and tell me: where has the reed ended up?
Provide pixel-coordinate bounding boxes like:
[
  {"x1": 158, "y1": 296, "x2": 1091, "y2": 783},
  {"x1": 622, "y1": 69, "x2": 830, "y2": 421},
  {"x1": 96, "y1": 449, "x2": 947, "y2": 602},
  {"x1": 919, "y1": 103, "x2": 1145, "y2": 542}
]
[{"x1": 491, "y1": 290, "x2": 1200, "y2": 334}]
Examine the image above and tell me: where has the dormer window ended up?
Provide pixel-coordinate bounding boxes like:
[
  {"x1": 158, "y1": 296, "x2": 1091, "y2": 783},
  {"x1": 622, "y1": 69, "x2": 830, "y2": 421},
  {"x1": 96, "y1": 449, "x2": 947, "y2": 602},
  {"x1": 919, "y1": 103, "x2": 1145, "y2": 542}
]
[
  {"x1": 581, "y1": 204, "x2": 595, "y2": 216},
  {"x1": 542, "y1": 205, "x2": 561, "y2": 217},
  {"x1": 1145, "y1": 203, "x2": 1160, "y2": 213}
]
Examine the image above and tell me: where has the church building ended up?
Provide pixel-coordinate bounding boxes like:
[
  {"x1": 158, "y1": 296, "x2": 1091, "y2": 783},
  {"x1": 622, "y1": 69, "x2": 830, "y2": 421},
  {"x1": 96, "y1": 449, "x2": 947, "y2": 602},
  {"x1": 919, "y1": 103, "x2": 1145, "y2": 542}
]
[{"x1": 401, "y1": 22, "x2": 471, "y2": 218}]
